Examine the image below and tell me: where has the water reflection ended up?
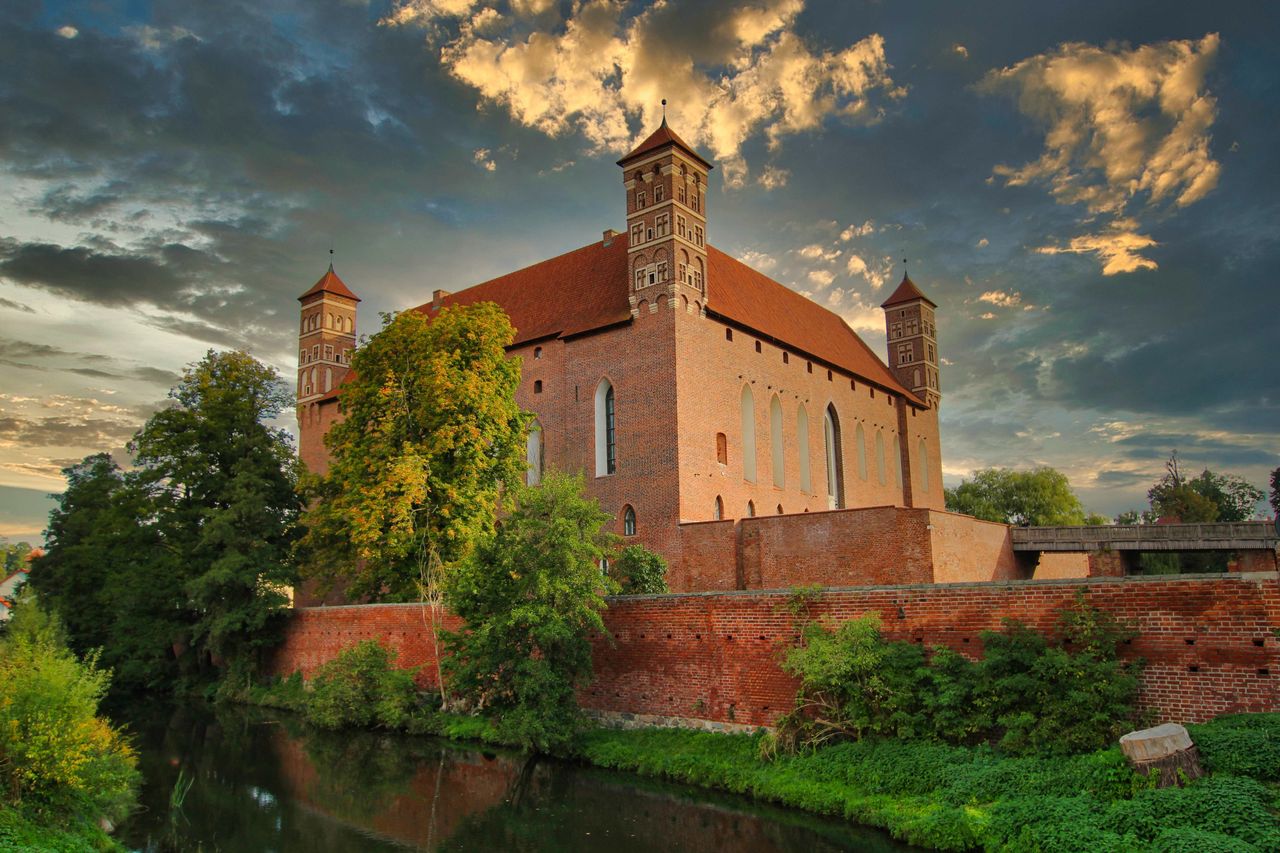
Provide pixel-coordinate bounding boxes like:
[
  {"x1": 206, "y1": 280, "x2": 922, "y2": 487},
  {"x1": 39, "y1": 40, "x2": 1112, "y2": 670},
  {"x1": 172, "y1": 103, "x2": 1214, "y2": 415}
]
[{"x1": 115, "y1": 705, "x2": 914, "y2": 852}]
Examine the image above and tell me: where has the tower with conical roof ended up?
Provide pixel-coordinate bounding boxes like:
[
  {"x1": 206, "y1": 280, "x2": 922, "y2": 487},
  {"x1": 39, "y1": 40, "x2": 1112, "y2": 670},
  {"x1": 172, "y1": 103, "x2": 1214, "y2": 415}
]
[
  {"x1": 617, "y1": 106, "x2": 713, "y2": 316},
  {"x1": 881, "y1": 271, "x2": 940, "y2": 408},
  {"x1": 296, "y1": 260, "x2": 359, "y2": 409}
]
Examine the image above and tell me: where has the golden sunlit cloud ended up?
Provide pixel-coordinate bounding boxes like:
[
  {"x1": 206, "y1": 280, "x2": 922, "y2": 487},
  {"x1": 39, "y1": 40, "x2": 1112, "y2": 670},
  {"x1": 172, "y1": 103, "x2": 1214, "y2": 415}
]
[
  {"x1": 982, "y1": 34, "x2": 1220, "y2": 274},
  {"x1": 382, "y1": 0, "x2": 903, "y2": 187}
]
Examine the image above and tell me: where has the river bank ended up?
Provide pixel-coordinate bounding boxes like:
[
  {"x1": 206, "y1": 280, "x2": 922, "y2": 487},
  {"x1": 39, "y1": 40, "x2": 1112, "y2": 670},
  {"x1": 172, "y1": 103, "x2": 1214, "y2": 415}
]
[{"x1": 242, "y1": 675, "x2": 1280, "y2": 851}]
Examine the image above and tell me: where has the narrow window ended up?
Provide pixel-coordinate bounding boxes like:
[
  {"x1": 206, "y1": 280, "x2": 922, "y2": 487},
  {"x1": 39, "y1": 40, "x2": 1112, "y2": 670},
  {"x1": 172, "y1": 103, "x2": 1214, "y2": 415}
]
[
  {"x1": 637, "y1": 190, "x2": 646, "y2": 208},
  {"x1": 913, "y1": 368, "x2": 921, "y2": 387},
  {"x1": 776, "y1": 504, "x2": 783, "y2": 515},
  {"x1": 754, "y1": 340, "x2": 762, "y2": 353},
  {"x1": 783, "y1": 352, "x2": 789, "y2": 364},
  {"x1": 876, "y1": 430, "x2": 887, "y2": 485},
  {"x1": 655, "y1": 183, "x2": 664, "y2": 202},
  {"x1": 623, "y1": 505, "x2": 636, "y2": 536},
  {"x1": 324, "y1": 367, "x2": 332, "y2": 393},
  {"x1": 595, "y1": 380, "x2": 617, "y2": 476},
  {"x1": 716, "y1": 432, "x2": 728, "y2": 465},
  {"x1": 806, "y1": 361, "x2": 812, "y2": 374},
  {"x1": 631, "y1": 223, "x2": 643, "y2": 244},
  {"x1": 534, "y1": 380, "x2": 543, "y2": 394},
  {"x1": 797, "y1": 404, "x2": 811, "y2": 493},
  {"x1": 918, "y1": 438, "x2": 930, "y2": 492},
  {"x1": 714, "y1": 496, "x2": 724, "y2": 520},
  {"x1": 725, "y1": 328, "x2": 733, "y2": 341},
  {"x1": 324, "y1": 344, "x2": 334, "y2": 360},
  {"x1": 527, "y1": 420, "x2": 543, "y2": 486},
  {"x1": 893, "y1": 434, "x2": 903, "y2": 488},
  {"x1": 824, "y1": 405, "x2": 844, "y2": 509},
  {"x1": 534, "y1": 346, "x2": 542, "y2": 359},
  {"x1": 741, "y1": 384, "x2": 756, "y2": 483},
  {"x1": 747, "y1": 500, "x2": 756, "y2": 517},
  {"x1": 856, "y1": 423, "x2": 868, "y2": 480},
  {"x1": 770, "y1": 395, "x2": 784, "y2": 488}
]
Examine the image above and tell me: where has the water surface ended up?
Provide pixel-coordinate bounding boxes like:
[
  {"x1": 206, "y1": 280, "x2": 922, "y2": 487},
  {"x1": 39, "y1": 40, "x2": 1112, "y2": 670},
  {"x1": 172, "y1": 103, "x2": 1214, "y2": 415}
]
[{"x1": 115, "y1": 705, "x2": 916, "y2": 852}]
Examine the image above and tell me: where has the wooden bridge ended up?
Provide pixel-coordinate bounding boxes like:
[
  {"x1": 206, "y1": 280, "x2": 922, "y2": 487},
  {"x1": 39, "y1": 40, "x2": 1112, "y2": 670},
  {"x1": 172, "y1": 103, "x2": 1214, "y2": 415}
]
[{"x1": 1010, "y1": 521, "x2": 1279, "y2": 576}]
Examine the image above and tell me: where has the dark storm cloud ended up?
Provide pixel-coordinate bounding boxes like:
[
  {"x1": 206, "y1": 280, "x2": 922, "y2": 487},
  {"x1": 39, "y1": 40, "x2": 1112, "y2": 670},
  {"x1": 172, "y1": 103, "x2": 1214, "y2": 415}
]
[
  {"x1": 0, "y1": 240, "x2": 186, "y2": 307},
  {"x1": 0, "y1": 297, "x2": 34, "y2": 313},
  {"x1": 0, "y1": 414, "x2": 137, "y2": 448},
  {"x1": 0, "y1": 336, "x2": 178, "y2": 386}
]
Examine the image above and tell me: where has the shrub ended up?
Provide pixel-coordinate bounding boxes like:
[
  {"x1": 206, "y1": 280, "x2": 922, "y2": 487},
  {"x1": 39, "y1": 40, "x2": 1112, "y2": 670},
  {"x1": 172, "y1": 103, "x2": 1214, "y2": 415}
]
[
  {"x1": 0, "y1": 595, "x2": 139, "y2": 824},
  {"x1": 1188, "y1": 713, "x2": 1280, "y2": 781},
  {"x1": 609, "y1": 545, "x2": 669, "y2": 594},
  {"x1": 305, "y1": 640, "x2": 419, "y2": 730}
]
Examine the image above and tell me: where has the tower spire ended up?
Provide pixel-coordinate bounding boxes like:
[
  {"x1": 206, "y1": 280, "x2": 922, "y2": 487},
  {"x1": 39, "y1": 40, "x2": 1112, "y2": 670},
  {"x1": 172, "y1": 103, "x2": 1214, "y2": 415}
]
[{"x1": 660, "y1": 98, "x2": 667, "y2": 127}]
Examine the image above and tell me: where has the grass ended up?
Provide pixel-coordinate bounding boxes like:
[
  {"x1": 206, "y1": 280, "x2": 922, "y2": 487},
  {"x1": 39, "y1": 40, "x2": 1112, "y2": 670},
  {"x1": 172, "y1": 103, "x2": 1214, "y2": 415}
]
[
  {"x1": 241, "y1": 675, "x2": 1280, "y2": 852},
  {"x1": 0, "y1": 805, "x2": 124, "y2": 853}
]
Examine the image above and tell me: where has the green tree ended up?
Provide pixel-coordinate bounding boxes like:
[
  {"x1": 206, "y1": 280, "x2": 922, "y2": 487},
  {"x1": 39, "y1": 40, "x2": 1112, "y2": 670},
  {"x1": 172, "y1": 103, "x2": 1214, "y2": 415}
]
[
  {"x1": 944, "y1": 467, "x2": 1094, "y2": 526},
  {"x1": 0, "y1": 538, "x2": 32, "y2": 576},
  {"x1": 442, "y1": 473, "x2": 617, "y2": 751},
  {"x1": 1271, "y1": 466, "x2": 1280, "y2": 518},
  {"x1": 1146, "y1": 451, "x2": 1263, "y2": 523},
  {"x1": 610, "y1": 544, "x2": 669, "y2": 594},
  {"x1": 300, "y1": 305, "x2": 528, "y2": 603},
  {"x1": 131, "y1": 350, "x2": 301, "y2": 685}
]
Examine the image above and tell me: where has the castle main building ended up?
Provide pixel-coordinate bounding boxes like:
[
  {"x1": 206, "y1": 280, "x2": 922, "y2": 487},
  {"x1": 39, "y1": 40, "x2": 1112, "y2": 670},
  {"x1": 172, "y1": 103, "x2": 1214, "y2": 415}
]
[{"x1": 296, "y1": 121, "x2": 947, "y2": 587}]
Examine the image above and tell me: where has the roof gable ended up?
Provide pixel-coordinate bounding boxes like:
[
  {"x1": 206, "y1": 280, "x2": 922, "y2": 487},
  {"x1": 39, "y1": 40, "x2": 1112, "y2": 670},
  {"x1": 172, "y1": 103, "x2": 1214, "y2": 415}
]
[
  {"x1": 618, "y1": 122, "x2": 713, "y2": 170},
  {"x1": 299, "y1": 265, "x2": 361, "y2": 302},
  {"x1": 880, "y1": 273, "x2": 935, "y2": 309}
]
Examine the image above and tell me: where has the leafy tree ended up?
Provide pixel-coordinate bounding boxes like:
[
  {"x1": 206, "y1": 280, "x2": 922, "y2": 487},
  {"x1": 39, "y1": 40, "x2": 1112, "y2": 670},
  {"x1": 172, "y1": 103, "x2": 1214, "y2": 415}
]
[
  {"x1": 131, "y1": 349, "x2": 301, "y2": 685},
  {"x1": 944, "y1": 467, "x2": 1095, "y2": 526},
  {"x1": 610, "y1": 544, "x2": 669, "y2": 594},
  {"x1": 0, "y1": 538, "x2": 32, "y2": 575},
  {"x1": 1147, "y1": 451, "x2": 1263, "y2": 522},
  {"x1": 1271, "y1": 466, "x2": 1280, "y2": 518},
  {"x1": 442, "y1": 473, "x2": 617, "y2": 751},
  {"x1": 300, "y1": 304, "x2": 528, "y2": 603}
]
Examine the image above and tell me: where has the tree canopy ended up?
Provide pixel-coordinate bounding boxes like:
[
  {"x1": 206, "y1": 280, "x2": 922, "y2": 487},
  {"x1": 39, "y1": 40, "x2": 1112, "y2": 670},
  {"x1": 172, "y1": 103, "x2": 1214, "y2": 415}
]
[
  {"x1": 300, "y1": 304, "x2": 528, "y2": 602},
  {"x1": 442, "y1": 472, "x2": 618, "y2": 750},
  {"x1": 1271, "y1": 466, "x2": 1280, "y2": 518},
  {"x1": 944, "y1": 467, "x2": 1101, "y2": 526},
  {"x1": 29, "y1": 350, "x2": 301, "y2": 693},
  {"x1": 1145, "y1": 451, "x2": 1264, "y2": 523}
]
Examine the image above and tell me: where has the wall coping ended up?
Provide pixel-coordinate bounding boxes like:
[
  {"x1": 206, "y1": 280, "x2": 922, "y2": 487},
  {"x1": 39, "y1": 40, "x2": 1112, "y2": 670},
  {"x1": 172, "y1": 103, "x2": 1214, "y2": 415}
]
[{"x1": 290, "y1": 570, "x2": 1279, "y2": 613}]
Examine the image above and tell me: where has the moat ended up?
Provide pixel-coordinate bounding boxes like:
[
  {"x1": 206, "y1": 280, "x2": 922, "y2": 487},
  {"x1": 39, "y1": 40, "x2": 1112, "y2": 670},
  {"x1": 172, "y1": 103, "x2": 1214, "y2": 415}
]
[{"x1": 112, "y1": 705, "x2": 916, "y2": 852}]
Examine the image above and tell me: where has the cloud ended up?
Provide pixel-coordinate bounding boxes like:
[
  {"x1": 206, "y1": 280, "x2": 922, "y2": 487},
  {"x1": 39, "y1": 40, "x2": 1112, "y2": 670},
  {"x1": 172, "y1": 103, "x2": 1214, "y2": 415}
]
[
  {"x1": 0, "y1": 413, "x2": 138, "y2": 449},
  {"x1": 982, "y1": 34, "x2": 1221, "y2": 274},
  {"x1": 797, "y1": 243, "x2": 839, "y2": 262},
  {"x1": 1034, "y1": 221, "x2": 1159, "y2": 275},
  {"x1": 840, "y1": 220, "x2": 875, "y2": 240},
  {"x1": 845, "y1": 252, "x2": 893, "y2": 289},
  {"x1": 757, "y1": 165, "x2": 790, "y2": 189},
  {"x1": 0, "y1": 336, "x2": 178, "y2": 386},
  {"x1": 738, "y1": 249, "x2": 777, "y2": 271},
  {"x1": 953, "y1": 44, "x2": 968, "y2": 59},
  {"x1": 383, "y1": 0, "x2": 903, "y2": 185},
  {"x1": 807, "y1": 269, "x2": 835, "y2": 286},
  {"x1": 0, "y1": 297, "x2": 34, "y2": 313},
  {"x1": 473, "y1": 148, "x2": 497, "y2": 171},
  {"x1": 56, "y1": 25, "x2": 78, "y2": 39},
  {"x1": 979, "y1": 312, "x2": 996, "y2": 320},
  {"x1": 978, "y1": 289, "x2": 1021, "y2": 307},
  {"x1": 976, "y1": 237, "x2": 988, "y2": 248}
]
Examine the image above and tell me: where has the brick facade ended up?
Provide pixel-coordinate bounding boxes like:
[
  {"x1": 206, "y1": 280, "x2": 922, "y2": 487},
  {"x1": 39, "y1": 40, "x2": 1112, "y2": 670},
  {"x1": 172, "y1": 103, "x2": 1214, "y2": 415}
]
[{"x1": 269, "y1": 572, "x2": 1280, "y2": 727}]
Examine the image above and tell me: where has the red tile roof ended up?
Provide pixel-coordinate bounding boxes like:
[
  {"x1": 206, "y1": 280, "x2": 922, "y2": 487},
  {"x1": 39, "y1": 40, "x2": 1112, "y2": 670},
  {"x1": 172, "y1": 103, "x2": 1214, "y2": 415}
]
[
  {"x1": 413, "y1": 236, "x2": 919, "y2": 403},
  {"x1": 299, "y1": 265, "x2": 361, "y2": 303},
  {"x1": 880, "y1": 273, "x2": 935, "y2": 309},
  {"x1": 618, "y1": 122, "x2": 713, "y2": 170}
]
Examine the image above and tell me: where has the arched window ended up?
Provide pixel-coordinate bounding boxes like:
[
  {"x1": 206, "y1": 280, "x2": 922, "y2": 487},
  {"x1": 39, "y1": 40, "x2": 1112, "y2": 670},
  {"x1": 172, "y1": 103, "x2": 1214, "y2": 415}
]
[
  {"x1": 623, "y1": 505, "x2": 636, "y2": 536},
  {"x1": 714, "y1": 495, "x2": 724, "y2": 520},
  {"x1": 595, "y1": 380, "x2": 616, "y2": 476},
  {"x1": 526, "y1": 420, "x2": 543, "y2": 486},
  {"x1": 716, "y1": 432, "x2": 728, "y2": 465},
  {"x1": 747, "y1": 500, "x2": 756, "y2": 518},
  {"x1": 875, "y1": 429, "x2": 887, "y2": 485},
  {"x1": 855, "y1": 423, "x2": 868, "y2": 480},
  {"x1": 534, "y1": 346, "x2": 542, "y2": 359},
  {"x1": 534, "y1": 380, "x2": 543, "y2": 394},
  {"x1": 913, "y1": 368, "x2": 921, "y2": 388},
  {"x1": 893, "y1": 434, "x2": 903, "y2": 488},
  {"x1": 740, "y1": 385, "x2": 756, "y2": 483},
  {"x1": 918, "y1": 438, "x2": 930, "y2": 492},
  {"x1": 770, "y1": 395, "x2": 784, "y2": 488},
  {"x1": 824, "y1": 405, "x2": 844, "y2": 509},
  {"x1": 797, "y1": 404, "x2": 811, "y2": 493},
  {"x1": 324, "y1": 367, "x2": 332, "y2": 392},
  {"x1": 776, "y1": 504, "x2": 783, "y2": 514}
]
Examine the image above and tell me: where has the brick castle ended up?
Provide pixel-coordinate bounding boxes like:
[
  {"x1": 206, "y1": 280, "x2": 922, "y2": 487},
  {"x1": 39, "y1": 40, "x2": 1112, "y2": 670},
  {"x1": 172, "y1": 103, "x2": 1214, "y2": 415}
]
[{"x1": 294, "y1": 120, "x2": 974, "y2": 589}]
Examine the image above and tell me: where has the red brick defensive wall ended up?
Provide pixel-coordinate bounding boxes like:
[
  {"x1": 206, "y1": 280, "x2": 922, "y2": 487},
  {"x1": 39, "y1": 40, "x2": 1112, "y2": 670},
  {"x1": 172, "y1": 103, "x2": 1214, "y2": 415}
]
[{"x1": 270, "y1": 572, "x2": 1280, "y2": 728}]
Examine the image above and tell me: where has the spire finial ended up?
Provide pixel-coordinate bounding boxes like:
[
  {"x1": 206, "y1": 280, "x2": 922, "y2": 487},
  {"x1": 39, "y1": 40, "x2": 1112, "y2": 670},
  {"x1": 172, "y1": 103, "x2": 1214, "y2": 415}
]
[
  {"x1": 660, "y1": 98, "x2": 667, "y2": 127},
  {"x1": 328, "y1": 246, "x2": 334, "y2": 273}
]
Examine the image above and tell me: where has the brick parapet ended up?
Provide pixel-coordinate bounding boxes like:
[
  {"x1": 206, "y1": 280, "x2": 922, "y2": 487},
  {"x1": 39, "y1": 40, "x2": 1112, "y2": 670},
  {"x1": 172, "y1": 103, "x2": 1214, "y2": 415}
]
[{"x1": 270, "y1": 572, "x2": 1280, "y2": 728}]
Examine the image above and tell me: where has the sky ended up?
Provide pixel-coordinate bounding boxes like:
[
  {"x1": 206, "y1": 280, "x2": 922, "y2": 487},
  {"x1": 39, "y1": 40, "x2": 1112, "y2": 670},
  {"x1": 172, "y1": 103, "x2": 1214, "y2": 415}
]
[{"x1": 1, "y1": 0, "x2": 1277, "y2": 543}]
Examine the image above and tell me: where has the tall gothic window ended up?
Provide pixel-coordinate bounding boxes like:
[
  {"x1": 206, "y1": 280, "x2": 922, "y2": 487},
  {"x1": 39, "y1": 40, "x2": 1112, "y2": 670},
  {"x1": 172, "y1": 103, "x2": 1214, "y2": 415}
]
[
  {"x1": 526, "y1": 420, "x2": 543, "y2": 485},
  {"x1": 741, "y1": 384, "x2": 756, "y2": 483},
  {"x1": 797, "y1": 404, "x2": 811, "y2": 493},
  {"x1": 770, "y1": 395, "x2": 784, "y2": 488},
  {"x1": 714, "y1": 495, "x2": 724, "y2": 520},
  {"x1": 855, "y1": 422, "x2": 868, "y2": 480},
  {"x1": 875, "y1": 429, "x2": 887, "y2": 485},
  {"x1": 919, "y1": 438, "x2": 930, "y2": 492},
  {"x1": 595, "y1": 380, "x2": 616, "y2": 476},
  {"x1": 824, "y1": 405, "x2": 844, "y2": 509},
  {"x1": 623, "y1": 505, "x2": 636, "y2": 536}
]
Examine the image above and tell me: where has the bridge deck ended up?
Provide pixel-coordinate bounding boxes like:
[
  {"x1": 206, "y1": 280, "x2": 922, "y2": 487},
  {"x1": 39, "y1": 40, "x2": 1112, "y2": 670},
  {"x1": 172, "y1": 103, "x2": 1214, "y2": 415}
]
[{"x1": 1011, "y1": 521, "x2": 1278, "y2": 552}]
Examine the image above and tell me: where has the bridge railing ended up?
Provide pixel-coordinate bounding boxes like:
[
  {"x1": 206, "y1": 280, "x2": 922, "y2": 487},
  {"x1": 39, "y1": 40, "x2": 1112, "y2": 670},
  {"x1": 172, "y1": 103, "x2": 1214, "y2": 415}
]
[{"x1": 1010, "y1": 521, "x2": 1278, "y2": 551}]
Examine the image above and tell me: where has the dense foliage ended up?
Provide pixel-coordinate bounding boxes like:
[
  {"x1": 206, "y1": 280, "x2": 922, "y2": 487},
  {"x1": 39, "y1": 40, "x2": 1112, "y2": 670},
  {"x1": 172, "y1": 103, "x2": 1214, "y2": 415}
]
[
  {"x1": 305, "y1": 640, "x2": 420, "y2": 731},
  {"x1": 770, "y1": 594, "x2": 1142, "y2": 757},
  {"x1": 609, "y1": 544, "x2": 669, "y2": 594},
  {"x1": 1270, "y1": 465, "x2": 1280, "y2": 518},
  {"x1": 944, "y1": 466, "x2": 1106, "y2": 526},
  {"x1": 299, "y1": 304, "x2": 529, "y2": 603},
  {"x1": 0, "y1": 595, "x2": 139, "y2": 841},
  {"x1": 28, "y1": 351, "x2": 302, "y2": 694},
  {"x1": 580, "y1": 714, "x2": 1280, "y2": 852},
  {"x1": 442, "y1": 472, "x2": 618, "y2": 751}
]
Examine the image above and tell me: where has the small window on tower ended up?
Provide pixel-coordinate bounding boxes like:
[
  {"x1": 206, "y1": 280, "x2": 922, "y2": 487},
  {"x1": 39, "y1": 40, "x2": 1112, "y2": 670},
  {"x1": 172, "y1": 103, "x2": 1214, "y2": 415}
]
[
  {"x1": 725, "y1": 328, "x2": 733, "y2": 341},
  {"x1": 324, "y1": 345, "x2": 334, "y2": 360},
  {"x1": 755, "y1": 340, "x2": 762, "y2": 353},
  {"x1": 631, "y1": 223, "x2": 643, "y2": 244},
  {"x1": 655, "y1": 183, "x2": 664, "y2": 202},
  {"x1": 534, "y1": 346, "x2": 542, "y2": 359},
  {"x1": 637, "y1": 190, "x2": 646, "y2": 208},
  {"x1": 806, "y1": 361, "x2": 813, "y2": 373},
  {"x1": 677, "y1": 184, "x2": 687, "y2": 204},
  {"x1": 656, "y1": 213, "x2": 669, "y2": 236},
  {"x1": 782, "y1": 352, "x2": 789, "y2": 364},
  {"x1": 534, "y1": 380, "x2": 543, "y2": 394}
]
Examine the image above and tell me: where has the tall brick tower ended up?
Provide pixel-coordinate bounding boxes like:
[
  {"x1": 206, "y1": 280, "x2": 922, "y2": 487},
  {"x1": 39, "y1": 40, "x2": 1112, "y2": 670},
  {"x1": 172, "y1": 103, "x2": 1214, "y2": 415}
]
[
  {"x1": 296, "y1": 260, "x2": 359, "y2": 472},
  {"x1": 881, "y1": 272, "x2": 940, "y2": 408},
  {"x1": 617, "y1": 105, "x2": 713, "y2": 315}
]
